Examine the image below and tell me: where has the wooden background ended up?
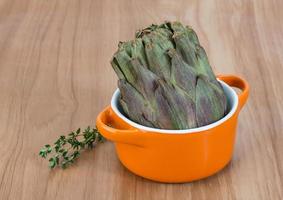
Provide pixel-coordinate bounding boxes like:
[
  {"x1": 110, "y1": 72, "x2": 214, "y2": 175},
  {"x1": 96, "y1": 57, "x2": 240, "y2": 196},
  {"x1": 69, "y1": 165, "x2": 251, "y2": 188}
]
[{"x1": 0, "y1": 0, "x2": 282, "y2": 199}]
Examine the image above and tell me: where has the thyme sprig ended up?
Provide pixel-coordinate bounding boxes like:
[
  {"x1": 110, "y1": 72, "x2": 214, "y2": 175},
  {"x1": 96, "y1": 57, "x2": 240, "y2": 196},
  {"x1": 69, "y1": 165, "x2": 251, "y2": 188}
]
[{"x1": 39, "y1": 126, "x2": 104, "y2": 169}]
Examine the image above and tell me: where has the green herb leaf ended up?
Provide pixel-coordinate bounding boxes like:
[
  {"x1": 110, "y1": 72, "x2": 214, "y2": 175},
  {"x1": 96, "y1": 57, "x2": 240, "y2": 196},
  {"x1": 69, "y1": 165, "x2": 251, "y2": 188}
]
[
  {"x1": 39, "y1": 126, "x2": 105, "y2": 169},
  {"x1": 49, "y1": 158, "x2": 56, "y2": 168}
]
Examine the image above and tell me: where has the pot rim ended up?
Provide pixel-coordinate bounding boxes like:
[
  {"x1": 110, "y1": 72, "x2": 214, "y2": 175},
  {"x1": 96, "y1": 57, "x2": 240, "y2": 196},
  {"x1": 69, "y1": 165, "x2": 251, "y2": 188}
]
[{"x1": 111, "y1": 79, "x2": 238, "y2": 134}]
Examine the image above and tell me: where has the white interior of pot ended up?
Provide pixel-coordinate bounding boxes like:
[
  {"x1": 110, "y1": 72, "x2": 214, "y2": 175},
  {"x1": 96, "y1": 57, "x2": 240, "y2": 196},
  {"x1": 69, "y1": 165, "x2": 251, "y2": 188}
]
[{"x1": 111, "y1": 80, "x2": 238, "y2": 134}]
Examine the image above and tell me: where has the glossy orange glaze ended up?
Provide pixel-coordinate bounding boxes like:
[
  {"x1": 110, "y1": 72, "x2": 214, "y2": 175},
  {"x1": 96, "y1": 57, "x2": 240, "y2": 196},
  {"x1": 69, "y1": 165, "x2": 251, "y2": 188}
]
[{"x1": 96, "y1": 75, "x2": 249, "y2": 183}]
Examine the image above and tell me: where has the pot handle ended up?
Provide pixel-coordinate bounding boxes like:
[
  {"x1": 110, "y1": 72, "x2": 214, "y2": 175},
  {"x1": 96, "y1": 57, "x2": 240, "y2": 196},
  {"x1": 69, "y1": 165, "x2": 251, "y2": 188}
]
[
  {"x1": 96, "y1": 106, "x2": 145, "y2": 147},
  {"x1": 217, "y1": 74, "x2": 250, "y2": 112}
]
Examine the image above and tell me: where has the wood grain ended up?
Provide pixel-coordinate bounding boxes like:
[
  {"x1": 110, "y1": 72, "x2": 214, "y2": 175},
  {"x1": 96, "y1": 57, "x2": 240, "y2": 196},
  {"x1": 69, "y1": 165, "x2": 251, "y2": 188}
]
[{"x1": 0, "y1": 0, "x2": 282, "y2": 199}]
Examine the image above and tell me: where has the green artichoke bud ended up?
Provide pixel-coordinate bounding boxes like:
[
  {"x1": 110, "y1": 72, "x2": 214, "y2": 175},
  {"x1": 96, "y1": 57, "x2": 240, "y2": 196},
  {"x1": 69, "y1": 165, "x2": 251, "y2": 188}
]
[{"x1": 111, "y1": 21, "x2": 227, "y2": 129}]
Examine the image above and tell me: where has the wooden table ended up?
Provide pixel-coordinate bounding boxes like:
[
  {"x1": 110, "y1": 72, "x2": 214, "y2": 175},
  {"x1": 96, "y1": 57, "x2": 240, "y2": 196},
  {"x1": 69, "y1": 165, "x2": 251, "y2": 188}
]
[{"x1": 0, "y1": 0, "x2": 282, "y2": 199}]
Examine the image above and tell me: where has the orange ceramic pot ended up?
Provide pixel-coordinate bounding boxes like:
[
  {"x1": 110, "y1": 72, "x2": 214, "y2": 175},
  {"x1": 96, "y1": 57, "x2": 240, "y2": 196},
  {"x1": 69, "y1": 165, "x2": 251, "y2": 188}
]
[{"x1": 96, "y1": 75, "x2": 249, "y2": 183}]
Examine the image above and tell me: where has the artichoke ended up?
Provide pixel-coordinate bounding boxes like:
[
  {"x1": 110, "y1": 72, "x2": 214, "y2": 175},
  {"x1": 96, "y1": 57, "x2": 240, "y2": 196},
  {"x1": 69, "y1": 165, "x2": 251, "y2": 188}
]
[{"x1": 111, "y1": 21, "x2": 227, "y2": 130}]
